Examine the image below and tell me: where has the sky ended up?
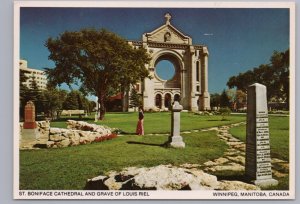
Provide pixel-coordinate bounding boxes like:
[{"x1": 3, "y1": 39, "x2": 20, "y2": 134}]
[{"x1": 20, "y1": 7, "x2": 289, "y2": 95}]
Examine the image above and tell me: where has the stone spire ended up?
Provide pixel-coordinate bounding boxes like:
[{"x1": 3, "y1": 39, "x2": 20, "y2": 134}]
[{"x1": 165, "y1": 13, "x2": 171, "y2": 25}]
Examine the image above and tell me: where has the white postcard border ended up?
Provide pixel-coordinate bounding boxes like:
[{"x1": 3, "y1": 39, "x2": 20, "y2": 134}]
[{"x1": 13, "y1": 1, "x2": 296, "y2": 200}]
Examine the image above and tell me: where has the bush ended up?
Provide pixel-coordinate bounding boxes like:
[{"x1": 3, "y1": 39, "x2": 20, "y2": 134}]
[
  {"x1": 112, "y1": 128, "x2": 124, "y2": 134},
  {"x1": 219, "y1": 107, "x2": 232, "y2": 121}
]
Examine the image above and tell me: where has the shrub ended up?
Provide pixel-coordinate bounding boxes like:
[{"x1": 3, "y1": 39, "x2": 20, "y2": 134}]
[
  {"x1": 112, "y1": 128, "x2": 124, "y2": 134},
  {"x1": 219, "y1": 107, "x2": 232, "y2": 121}
]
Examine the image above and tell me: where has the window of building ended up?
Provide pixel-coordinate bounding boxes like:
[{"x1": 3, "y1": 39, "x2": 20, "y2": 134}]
[
  {"x1": 196, "y1": 61, "x2": 200, "y2": 82},
  {"x1": 155, "y1": 60, "x2": 175, "y2": 81}
]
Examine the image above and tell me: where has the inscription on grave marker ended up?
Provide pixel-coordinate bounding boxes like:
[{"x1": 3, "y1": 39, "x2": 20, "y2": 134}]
[
  {"x1": 245, "y1": 83, "x2": 278, "y2": 187},
  {"x1": 23, "y1": 100, "x2": 37, "y2": 129}
]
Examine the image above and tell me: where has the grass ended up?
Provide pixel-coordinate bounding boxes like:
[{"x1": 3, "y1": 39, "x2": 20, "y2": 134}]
[
  {"x1": 20, "y1": 130, "x2": 227, "y2": 190},
  {"x1": 51, "y1": 112, "x2": 246, "y2": 134},
  {"x1": 229, "y1": 116, "x2": 289, "y2": 161},
  {"x1": 229, "y1": 115, "x2": 290, "y2": 190},
  {"x1": 20, "y1": 112, "x2": 290, "y2": 190}
]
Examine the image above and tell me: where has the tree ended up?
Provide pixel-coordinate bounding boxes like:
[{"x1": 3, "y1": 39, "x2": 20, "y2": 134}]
[
  {"x1": 227, "y1": 70, "x2": 255, "y2": 93},
  {"x1": 20, "y1": 71, "x2": 46, "y2": 118},
  {"x1": 20, "y1": 69, "x2": 30, "y2": 120},
  {"x1": 62, "y1": 90, "x2": 95, "y2": 117},
  {"x1": 63, "y1": 91, "x2": 80, "y2": 110},
  {"x1": 27, "y1": 76, "x2": 44, "y2": 116},
  {"x1": 210, "y1": 93, "x2": 221, "y2": 108},
  {"x1": 220, "y1": 90, "x2": 230, "y2": 108},
  {"x1": 235, "y1": 90, "x2": 247, "y2": 110},
  {"x1": 88, "y1": 100, "x2": 96, "y2": 115},
  {"x1": 129, "y1": 87, "x2": 142, "y2": 111},
  {"x1": 45, "y1": 28, "x2": 151, "y2": 120},
  {"x1": 227, "y1": 49, "x2": 289, "y2": 109},
  {"x1": 226, "y1": 89, "x2": 236, "y2": 104},
  {"x1": 42, "y1": 88, "x2": 67, "y2": 120},
  {"x1": 20, "y1": 70, "x2": 29, "y2": 100},
  {"x1": 270, "y1": 49, "x2": 289, "y2": 108},
  {"x1": 28, "y1": 76, "x2": 40, "y2": 100}
]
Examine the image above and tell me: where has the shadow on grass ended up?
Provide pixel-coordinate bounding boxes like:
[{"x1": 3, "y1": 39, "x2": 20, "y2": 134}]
[
  {"x1": 127, "y1": 141, "x2": 168, "y2": 147},
  {"x1": 207, "y1": 119, "x2": 230, "y2": 121},
  {"x1": 53, "y1": 117, "x2": 92, "y2": 122},
  {"x1": 215, "y1": 173, "x2": 251, "y2": 183},
  {"x1": 120, "y1": 132, "x2": 137, "y2": 135}
]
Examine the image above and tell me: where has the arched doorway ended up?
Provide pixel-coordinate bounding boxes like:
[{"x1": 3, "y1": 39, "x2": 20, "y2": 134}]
[
  {"x1": 174, "y1": 94, "x2": 181, "y2": 102},
  {"x1": 164, "y1": 93, "x2": 172, "y2": 109},
  {"x1": 155, "y1": 94, "x2": 162, "y2": 109}
]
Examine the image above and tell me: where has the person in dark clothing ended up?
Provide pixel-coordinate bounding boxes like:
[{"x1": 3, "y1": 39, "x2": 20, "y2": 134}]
[{"x1": 136, "y1": 106, "x2": 144, "y2": 135}]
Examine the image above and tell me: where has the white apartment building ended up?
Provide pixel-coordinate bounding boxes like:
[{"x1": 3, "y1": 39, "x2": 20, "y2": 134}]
[{"x1": 20, "y1": 59, "x2": 47, "y2": 90}]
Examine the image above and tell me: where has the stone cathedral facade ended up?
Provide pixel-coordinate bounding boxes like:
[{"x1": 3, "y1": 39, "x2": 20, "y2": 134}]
[{"x1": 127, "y1": 13, "x2": 210, "y2": 111}]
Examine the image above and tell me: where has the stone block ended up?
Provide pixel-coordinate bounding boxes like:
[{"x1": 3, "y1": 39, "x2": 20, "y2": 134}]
[
  {"x1": 50, "y1": 128, "x2": 61, "y2": 135},
  {"x1": 59, "y1": 139, "x2": 71, "y2": 147},
  {"x1": 46, "y1": 141, "x2": 55, "y2": 148},
  {"x1": 254, "y1": 178, "x2": 278, "y2": 188},
  {"x1": 22, "y1": 128, "x2": 40, "y2": 141},
  {"x1": 49, "y1": 134, "x2": 61, "y2": 142}
]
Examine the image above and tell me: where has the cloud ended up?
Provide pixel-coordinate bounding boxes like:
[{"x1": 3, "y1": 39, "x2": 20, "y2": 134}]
[{"x1": 203, "y1": 33, "x2": 214, "y2": 36}]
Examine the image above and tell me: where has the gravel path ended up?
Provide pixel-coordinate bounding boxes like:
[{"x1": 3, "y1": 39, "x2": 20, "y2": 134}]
[{"x1": 195, "y1": 122, "x2": 289, "y2": 179}]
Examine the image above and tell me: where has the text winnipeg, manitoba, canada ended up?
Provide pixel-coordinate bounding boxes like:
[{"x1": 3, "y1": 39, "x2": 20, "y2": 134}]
[{"x1": 213, "y1": 191, "x2": 290, "y2": 198}]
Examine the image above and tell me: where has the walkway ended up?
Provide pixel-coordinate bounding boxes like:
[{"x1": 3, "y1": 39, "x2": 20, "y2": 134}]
[{"x1": 196, "y1": 122, "x2": 289, "y2": 179}]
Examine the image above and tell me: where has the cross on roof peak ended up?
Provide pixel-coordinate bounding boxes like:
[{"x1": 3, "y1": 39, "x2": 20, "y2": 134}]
[{"x1": 165, "y1": 13, "x2": 171, "y2": 24}]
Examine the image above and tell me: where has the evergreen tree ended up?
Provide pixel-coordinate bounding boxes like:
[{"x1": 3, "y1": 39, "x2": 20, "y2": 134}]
[
  {"x1": 19, "y1": 70, "x2": 30, "y2": 119},
  {"x1": 63, "y1": 91, "x2": 80, "y2": 110},
  {"x1": 42, "y1": 88, "x2": 67, "y2": 120},
  {"x1": 27, "y1": 75, "x2": 44, "y2": 116},
  {"x1": 220, "y1": 90, "x2": 230, "y2": 108},
  {"x1": 129, "y1": 88, "x2": 142, "y2": 111},
  {"x1": 210, "y1": 93, "x2": 221, "y2": 108}
]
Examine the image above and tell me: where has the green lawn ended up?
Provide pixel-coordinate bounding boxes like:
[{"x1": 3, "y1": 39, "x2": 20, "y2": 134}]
[
  {"x1": 20, "y1": 131, "x2": 227, "y2": 190},
  {"x1": 229, "y1": 116, "x2": 289, "y2": 161},
  {"x1": 51, "y1": 112, "x2": 246, "y2": 134},
  {"x1": 20, "y1": 113, "x2": 290, "y2": 190}
]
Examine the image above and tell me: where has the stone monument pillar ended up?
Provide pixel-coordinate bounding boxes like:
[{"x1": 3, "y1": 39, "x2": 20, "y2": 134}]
[
  {"x1": 22, "y1": 101, "x2": 39, "y2": 140},
  {"x1": 199, "y1": 47, "x2": 210, "y2": 110},
  {"x1": 245, "y1": 83, "x2": 278, "y2": 187},
  {"x1": 168, "y1": 101, "x2": 185, "y2": 148},
  {"x1": 23, "y1": 101, "x2": 37, "y2": 129}
]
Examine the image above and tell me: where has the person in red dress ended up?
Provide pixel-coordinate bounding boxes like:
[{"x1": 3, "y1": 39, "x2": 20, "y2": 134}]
[{"x1": 136, "y1": 106, "x2": 144, "y2": 135}]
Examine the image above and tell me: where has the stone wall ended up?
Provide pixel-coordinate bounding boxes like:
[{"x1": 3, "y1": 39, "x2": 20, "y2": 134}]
[
  {"x1": 20, "y1": 120, "x2": 50, "y2": 140},
  {"x1": 46, "y1": 120, "x2": 116, "y2": 148},
  {"x1": 20, "y1": 120, "x2": 117, "y2": 149}
]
